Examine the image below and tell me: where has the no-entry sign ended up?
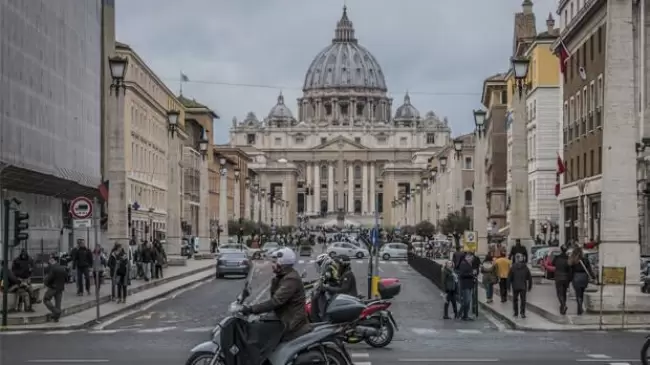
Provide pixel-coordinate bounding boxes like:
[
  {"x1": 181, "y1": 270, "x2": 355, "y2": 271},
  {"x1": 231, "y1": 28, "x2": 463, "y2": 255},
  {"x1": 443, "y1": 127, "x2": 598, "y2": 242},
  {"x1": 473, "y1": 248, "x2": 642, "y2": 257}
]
[{"x1": 70, "y1": 197, "x2": 93, "y2": 219}]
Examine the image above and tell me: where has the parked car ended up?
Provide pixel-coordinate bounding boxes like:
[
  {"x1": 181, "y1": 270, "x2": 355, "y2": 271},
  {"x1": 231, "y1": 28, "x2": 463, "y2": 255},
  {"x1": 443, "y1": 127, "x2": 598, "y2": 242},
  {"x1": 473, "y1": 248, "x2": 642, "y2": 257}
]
[
  {"x1": 379, "y1": 242, "x2": 408, "y2": 261},
  {"x1": 215, "y1": 251, "x2": 250, "y2": 278},
  {"x1": 411, "y1": 241, "x2": 426, "y2": 256},
  {"x1": 299, "y1": 244, "x2": 313, "y2": 257},
  {"x1": 327, "y1": 242, "x2": 369, "y2": 259}
]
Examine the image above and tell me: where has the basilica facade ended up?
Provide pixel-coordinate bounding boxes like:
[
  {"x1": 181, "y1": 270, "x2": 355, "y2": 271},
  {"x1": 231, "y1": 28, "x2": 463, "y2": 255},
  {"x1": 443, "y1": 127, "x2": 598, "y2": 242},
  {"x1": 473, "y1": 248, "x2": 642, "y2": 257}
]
[{"x1": 229, "y1": 7, "x2": 452, "y2": 227}]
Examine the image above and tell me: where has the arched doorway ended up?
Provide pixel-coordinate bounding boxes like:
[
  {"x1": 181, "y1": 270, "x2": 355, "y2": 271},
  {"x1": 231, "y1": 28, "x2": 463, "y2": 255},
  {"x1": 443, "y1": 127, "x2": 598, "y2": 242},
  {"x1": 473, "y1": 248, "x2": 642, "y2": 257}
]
[
  {"x1": 320, "y1": 200, "x2": 328, "y2": 215},
  {"x1": 297, "y1": 193, "x2": 305, "y2": 213},
  {"x1": 354, "y1": 200, "x2": 361, "y2": 214}
]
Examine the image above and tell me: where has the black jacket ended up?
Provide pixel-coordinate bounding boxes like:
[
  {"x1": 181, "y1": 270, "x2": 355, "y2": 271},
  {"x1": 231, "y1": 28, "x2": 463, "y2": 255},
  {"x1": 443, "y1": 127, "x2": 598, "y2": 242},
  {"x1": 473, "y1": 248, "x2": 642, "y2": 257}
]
[
  {"x1": 508, "y1": 262, "x2": 532, "y2": 291},
  {"x1": 441, "y1": 267, "x2": 458, "y2": 292},
  {"x1": 509, "y1": 244, "x2": 528, "y2": 263},
  {"x1": 325, "y1": 269, "x2": 357, "y2": 297},
  {"x1": 12, "y1": 254, "x2": 33, "y2": 279},
  {"x1": 44, "y1": 263, "x2": 68, "y2": 291},
  {"x1": 72, "y1": 247, "x2": 93, "y2": 269},
  {"x1": 552, "y1": 253, "x2": 571, "y2": 282},
  {"x1": 250, "y1": 268, "x2": 310, "y2": 340},
  {"x1": 457, "y1": 260, "x2": 476, "y2": 290}
]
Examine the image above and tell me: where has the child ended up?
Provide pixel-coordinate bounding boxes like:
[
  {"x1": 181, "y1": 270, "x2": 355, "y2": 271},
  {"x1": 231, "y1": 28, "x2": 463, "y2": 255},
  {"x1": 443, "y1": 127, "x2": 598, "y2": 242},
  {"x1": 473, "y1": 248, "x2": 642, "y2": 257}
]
[{"x1": 441, "y1": 260, "x2": 459, "y2": 319}]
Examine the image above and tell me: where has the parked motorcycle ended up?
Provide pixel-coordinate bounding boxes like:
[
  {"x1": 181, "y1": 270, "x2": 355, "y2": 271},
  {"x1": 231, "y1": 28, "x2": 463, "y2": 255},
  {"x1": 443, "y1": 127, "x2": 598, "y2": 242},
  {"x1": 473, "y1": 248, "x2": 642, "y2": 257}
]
[
  {"x1": 641, "y1": 335, "x2": 650, "y2": 365},
  {"x1": 186, "y1": 279, "x2": 363, "y2": 365},
  {"x1": 305, "y1": 277, "x2": 401, "y2": 348}
]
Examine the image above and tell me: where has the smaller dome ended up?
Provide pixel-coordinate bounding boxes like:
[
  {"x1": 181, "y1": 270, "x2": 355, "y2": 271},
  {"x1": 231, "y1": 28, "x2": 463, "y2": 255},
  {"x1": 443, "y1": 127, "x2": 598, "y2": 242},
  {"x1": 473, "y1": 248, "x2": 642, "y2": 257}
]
[
  {"x1": 394, "y1": 92, "x2": 419, "y2": 120},
  {"x1": 241, "y1": 112, "x2": 260, "y2": 127},
  {"x1": 268, "y1": 93, "x2": 294, "y2": 120}
]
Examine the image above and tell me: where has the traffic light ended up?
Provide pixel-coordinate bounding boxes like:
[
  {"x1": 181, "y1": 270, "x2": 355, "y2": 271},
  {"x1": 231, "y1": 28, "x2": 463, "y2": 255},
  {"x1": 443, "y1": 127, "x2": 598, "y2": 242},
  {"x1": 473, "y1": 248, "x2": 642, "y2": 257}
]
[{"x1": 13, "y1": 211, "x2": 29, "y2": 247}]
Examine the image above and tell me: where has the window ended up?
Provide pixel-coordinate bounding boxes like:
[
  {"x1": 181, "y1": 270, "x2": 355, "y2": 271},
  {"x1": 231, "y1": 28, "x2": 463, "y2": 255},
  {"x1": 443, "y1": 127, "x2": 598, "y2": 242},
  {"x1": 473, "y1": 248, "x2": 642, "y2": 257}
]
[
  {"x1": 356, "y1": 103, "x2": 364, "y2": 116},
  {"x1": 295, "y1": 136, "x2": 304, "y2": 144},
  {"x1": 589, "y1": 35, "x2": 594, "y2": 61},
  {"x1": 354, "y1": 137, "x2": 361, "y2": 144},
  {"x1": 325, "y1": 104, "x2": 332, "y2": 116},
  {"x1": 246, "y1": 134, "x2": 256, "y2": 144},
  {"x1": 576, "y1": 155, "x2": 581, "y2": 179},
  {"x1": 274, "y1": 137, "x2": 281, "y2": 146},
  {"x1": 321, "y1": 165, "x2": 327, "y2": 178},
  {"x1": 598, "y1": 27, "x2": 603, "y2": 53},
  {"x1": 570, "y1": 3, "x2": 574, "y2": 19},
  {"x1": 583, "y1": 152, "x2": 587, "y2": 178},
  {"x1": 354, "y1": 165, "x2": 361, "y2": 179},
  {"x1": 377, "y1": 136, "x2": 387, "y2": 144},
  {"x1": 582, "y1": 87, "x2": 588, "y2": 117},
  {"x1": 589, "y1": 149, "x2": 594, "y2": 176},
  {"x1": 569, "y1": 98, "x2": 575, "y2": 123},
  {"x1": 563, "y1": 102, "x2": 569, "y2": 126},
  {"x1": 597, "y1": 75, "x2": 603, "y2": 107},
  {"x1": 464, "y1": 190, "x2": 473, "y2": 206},
  {"x1": 399, "y1": 137, "x2": 407, "y2": 146},
  {"x1": 464, "y1": 157, "x2": 473, "y2": 170},
  {"x1": 598, "y1": 146, "x2": 602, "y2": 174},
  {"x1": 340, "y1": 104, "x2": 348, "y2": 116},
  {"x1": 589, "y1": 82, "x2": 595, "y2": 111},
  {"x1": 426, "y1": 133, "x2": 435, "y2": 144},
  {"x1": 321, "y1": 137, "x2": 327, "y2": 145},
  {"x1": 500, "y1": 91, "x2": 508, "y2": 104}
]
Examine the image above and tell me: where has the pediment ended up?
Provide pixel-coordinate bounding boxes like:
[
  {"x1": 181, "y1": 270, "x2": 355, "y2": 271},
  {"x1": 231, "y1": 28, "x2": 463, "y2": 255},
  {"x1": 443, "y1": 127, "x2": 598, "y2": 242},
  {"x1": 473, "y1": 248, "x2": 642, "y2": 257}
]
[{"x1": 311, "y1": 136, "x2": 368, "y2": 151}]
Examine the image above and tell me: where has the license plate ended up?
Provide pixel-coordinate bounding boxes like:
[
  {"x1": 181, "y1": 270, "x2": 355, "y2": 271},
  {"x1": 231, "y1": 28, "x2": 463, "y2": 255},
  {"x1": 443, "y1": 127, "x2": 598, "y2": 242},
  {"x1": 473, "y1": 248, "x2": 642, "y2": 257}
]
[{"x1": 226, "y1": 262, "x2": 238, "y2": 267}]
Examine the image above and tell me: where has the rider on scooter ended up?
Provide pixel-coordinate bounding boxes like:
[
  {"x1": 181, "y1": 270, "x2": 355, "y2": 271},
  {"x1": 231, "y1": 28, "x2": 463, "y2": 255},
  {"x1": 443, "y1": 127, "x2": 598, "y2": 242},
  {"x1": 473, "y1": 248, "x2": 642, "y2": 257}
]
[
  {"x1": 240, "y1": 248, "x2": 311, "y2": 341},
  {"x1": 323, "y1": 255, "x2": 357, "y2": 297}
]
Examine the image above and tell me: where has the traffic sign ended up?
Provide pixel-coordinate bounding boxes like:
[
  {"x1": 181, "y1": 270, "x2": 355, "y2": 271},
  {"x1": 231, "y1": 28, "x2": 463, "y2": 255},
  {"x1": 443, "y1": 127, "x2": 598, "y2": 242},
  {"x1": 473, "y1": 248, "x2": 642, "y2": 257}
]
[
  {"x1": 463, "y1": 230, "x2": 477, "y2": 252},
  {"x1": 70, "y1": 197, "x2": 93, "y2": 219},
  {"x1": 371, "y1": 228, "x2": 379, "y2": 246},
  {"x1": 73, "y1": 219, "x2": 92, "y2": 229}
]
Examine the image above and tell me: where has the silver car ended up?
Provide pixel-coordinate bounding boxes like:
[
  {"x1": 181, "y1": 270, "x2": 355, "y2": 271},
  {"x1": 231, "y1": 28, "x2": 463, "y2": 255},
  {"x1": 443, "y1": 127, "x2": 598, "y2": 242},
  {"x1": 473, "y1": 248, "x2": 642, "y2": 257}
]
[
  {"x1": 216, "y1": 251, "x2": 250, "y2": 278},
  {"x1": 379, "y1": 242, "x2": 408, "y2": 260},
  {"x1": 327, "y1": 242, "x2": 369, "y2": 259}
]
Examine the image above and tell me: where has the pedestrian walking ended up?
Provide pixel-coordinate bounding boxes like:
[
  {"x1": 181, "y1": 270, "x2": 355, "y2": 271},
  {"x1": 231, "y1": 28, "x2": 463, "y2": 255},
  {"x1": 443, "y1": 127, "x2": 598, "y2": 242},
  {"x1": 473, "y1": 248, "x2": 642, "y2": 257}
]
[
  {"x1": 481, "y1": 254, "x2": 497, "y2": 303},
  {"x1": 114, "y1": 248, "x2": 129, "y2": 303},
  {"x1": 494, "y1": 250, "x2": 511, "y2": 302},
  {"x1": 108, "y1": 243, "x2": 122, "y2": 300},
  {"x1": 568, "y1": 247, "x2": 595, "y2": 315},
  {"x1": 552, "y1": 245, "x2": 571, "y2": 314},
  {"x1": 71, "y1": 239, "x2": 92, "y2": 295},
  {"x1": 91, "y1": 245, "x2": 106, "y2": 293},
  {"x1": 457, "y1": 254, "x2": 475, "y2": 321},
  {"x1": 507, "y1": 253, "x2": 532, "y2": 318},
  {"x1": 441, "y1": 260, "x2": 459, "y2": 319},
  {"x1": 43, "y1": 254, "x2": 67, "y2": 322},
  {"x1": 140, "y1": 241, "x2": 153, "y2": 282},
  {"x1": 508, "y1": 239, "x2": 528, "y2": 263}
]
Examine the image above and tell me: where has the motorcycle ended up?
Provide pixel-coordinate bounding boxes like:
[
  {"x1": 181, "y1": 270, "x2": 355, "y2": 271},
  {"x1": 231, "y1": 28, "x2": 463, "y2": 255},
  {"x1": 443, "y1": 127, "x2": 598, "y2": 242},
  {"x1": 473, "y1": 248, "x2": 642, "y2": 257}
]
[
  {"x1": 642, "y1": 335, "x2": 650, "y2": 365},
  {"x1": 186, "y1": 279, "x2": 364, "y2": 365},
  {"x1": 304, "y1": 277, "x2": 400, "y2": 348}
]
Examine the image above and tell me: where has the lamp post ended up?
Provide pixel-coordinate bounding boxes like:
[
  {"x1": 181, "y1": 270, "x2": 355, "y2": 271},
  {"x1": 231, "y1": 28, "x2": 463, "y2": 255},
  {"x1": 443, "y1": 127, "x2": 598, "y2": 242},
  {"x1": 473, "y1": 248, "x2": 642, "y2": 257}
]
[
  {"x1": 244, "y1": 176, "x2": 251, "y2": 221},
  {"x1": 473, "y1": 109, "x2": 487, "y2": 138},
  {"x1": 473, "y1": 107, "x2": 488, "y2": 256},
  {"x1": 108, "y1": 56, "x2": 128, "y2": 96},
  {"x1": 453, "y1": 139, "x2": 464, "y2": 159},
  {"x1": 439, "y1": 156, "x2": 448, "y2": 172},
  {"x1": 259, "y1": 187, "x2": 265, "y2": 241},
  {"x1": 165, "y1": 109, "x2": 181, "y2": 255},
  {"x1": 510, "y1": 56, "x2": 532, "y2": 250},
  {"x1": 167, "y1": 110, "x2": 179, "y2": 138},
  {"x1": 218, "y1": 157, "x2": 228, "y2": 246},
  {"x1": 415, "y1": 184, "x2": 421, "y2": 224},
  {"x1": 234, "y1": 169, "x2": 241, "y2": 220},
  {"x1": 420, "y1": 178, "x2": 428, "y2": 224}
]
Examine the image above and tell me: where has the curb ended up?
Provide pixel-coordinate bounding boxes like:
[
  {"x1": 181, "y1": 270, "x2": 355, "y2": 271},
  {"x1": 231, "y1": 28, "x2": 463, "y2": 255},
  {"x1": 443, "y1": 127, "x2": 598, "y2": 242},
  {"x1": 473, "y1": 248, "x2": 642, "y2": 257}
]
[{"x1": 1, "y1": 264, "x2": 216, "y2": 330}]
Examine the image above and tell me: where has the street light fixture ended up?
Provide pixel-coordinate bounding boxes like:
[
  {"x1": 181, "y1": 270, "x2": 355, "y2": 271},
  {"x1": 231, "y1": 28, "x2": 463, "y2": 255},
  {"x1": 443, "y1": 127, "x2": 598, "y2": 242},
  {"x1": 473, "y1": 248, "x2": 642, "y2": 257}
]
[
  {"x1": 473, "y1": 109, "x2": 487, "y2": 138},
  {"x1": 245, "y1": 176, "x2": 250, "y2": 187},
  {"x1": 511, "y1": 56, "x2": 531, "y2": 98},
  {"x1": 199, "y1": 134, "x2": 209, "y2": 160},
  {"x1": 453, "y1": 139, "x2": 463, "y2": 159},
  {"x1": 167, "y1": 110, "x2": 180, "y2": 138},
  {"x1": 234, "y1": 168, "x2": 240, "y2": 182},
  {"x1": 108, "y1": 56, "x2": 128, "y2": 96},
  {"x1": 439, "y1": 156, "x2": 448, "y2": 171}
]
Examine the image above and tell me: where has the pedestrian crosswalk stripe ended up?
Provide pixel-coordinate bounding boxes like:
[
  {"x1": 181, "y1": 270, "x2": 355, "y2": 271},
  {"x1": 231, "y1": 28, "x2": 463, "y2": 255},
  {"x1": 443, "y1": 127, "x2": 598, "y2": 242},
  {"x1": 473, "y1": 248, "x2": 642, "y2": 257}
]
[
  {"x1": 89, "y1": 330, "x2": 121, "y2": 334},
  {"x1": 351, "y1": 353, "x2": 370, "y2": 358},
  {"x1": 355, "y1": 260, "x2": 363, "y2": 264},
  {"x1": 137, "y1": 326, "x2": 177, "y2": 333},
  {"x1": 411, "y1": 328, "x2": 438, "y2": 335},
  {"x1": 456, "y1": 329, "x2": 482, "y2": 334},
  {"x1": 587, "y1": 354, "x2": 611, "y2": 359},
  {"x1": 43, "y1": 330, "x2": 78, "y2": 335},
  {"x1": 184, "y1": 327, "x2": 213, "y2": 332},
  {"x1": 502, "y1": 329, "x2": 525, "y2": 334},
  {"x1": 353, "y1": 362, "x2": 372, "y2": 365},
  {"x1": 0, "y1": 331, "x2": 32, "y2": 335}
]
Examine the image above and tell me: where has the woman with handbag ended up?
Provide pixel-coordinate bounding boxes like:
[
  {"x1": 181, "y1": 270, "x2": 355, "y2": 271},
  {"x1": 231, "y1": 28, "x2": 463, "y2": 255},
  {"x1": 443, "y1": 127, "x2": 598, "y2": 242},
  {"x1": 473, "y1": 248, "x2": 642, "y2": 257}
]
[
  {"x1": 481, "y1": 254, "x2": 497, "y2": 303},
  {"x1": 568, "y1": 247, "x2": 595, "y2": 315}
]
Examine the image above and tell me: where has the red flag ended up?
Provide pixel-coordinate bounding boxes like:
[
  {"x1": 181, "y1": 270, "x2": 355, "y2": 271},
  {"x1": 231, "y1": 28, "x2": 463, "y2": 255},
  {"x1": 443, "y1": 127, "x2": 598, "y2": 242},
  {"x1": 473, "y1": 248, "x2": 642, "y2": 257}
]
[
  {"x1": 555, "y1": 40, "x2": 570, "y2": 74},
  {"x1": 555, "y1": 174, "x2": 561, "y2": 197},
  {"x1": 556, "y1": 154, "x2": 566, "y2": 174},
  {"x1": 98, "y1": 180, "x2": 109, "y2": 201}
]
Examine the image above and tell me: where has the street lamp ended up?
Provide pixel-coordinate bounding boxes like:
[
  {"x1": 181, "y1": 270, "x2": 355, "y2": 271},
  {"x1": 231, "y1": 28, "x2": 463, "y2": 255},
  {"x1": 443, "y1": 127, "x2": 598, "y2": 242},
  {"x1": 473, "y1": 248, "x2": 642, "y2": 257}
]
[
  {"x1": 219, "y1": 157, "x2": 227, "y2": 175},
  {"x1": 473, "y1": 109, "x2": 487, "y2": 138},
  {"x1": 245, "y1": 176, "x2": 250, "y2": 187},
  {"x1": 234, "y1": 168, "x2": 240, "y2": 182},
  {"x1": 167, "y1": 110, "x2": 179, "y2": 138},
  {"x1": 430, "y1": 166, "x2": 438, "y2": 183},
  {"x1": 199, "y1": 134, "x2": 209, "y2": 160},
  {"x1": 108, "y1": 56, "x2": 128, "y2": 96},
  {"x1": 439, "y1": 156, "x2": 448, "y2": 172},
  {"x1": 511, "y1": 56, "x2": 531, "y2": 98},
  {"x1": 453, "y1": 139, "x2": 463, "y2": 159}
]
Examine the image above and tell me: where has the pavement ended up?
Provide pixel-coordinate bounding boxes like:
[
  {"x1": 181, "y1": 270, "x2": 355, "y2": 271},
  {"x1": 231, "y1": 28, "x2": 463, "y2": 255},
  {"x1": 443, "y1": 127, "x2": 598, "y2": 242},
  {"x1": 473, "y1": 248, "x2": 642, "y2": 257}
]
[{"x1": 0, "y1": 253, "x2": 647, "y2": 365}]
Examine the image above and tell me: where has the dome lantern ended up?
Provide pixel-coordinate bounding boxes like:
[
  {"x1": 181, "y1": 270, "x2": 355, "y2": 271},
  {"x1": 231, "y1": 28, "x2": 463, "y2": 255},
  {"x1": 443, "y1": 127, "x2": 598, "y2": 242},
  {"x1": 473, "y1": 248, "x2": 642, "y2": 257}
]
[{"x1": 333, "y1": 6, "x2": 356, "y2": 43}]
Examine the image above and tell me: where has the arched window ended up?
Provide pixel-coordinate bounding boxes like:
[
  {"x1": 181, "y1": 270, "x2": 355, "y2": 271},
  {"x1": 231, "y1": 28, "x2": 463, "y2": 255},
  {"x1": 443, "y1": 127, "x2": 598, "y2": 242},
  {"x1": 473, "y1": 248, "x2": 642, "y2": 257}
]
[
  {"x1": 321, "y1": 165, "x2": 327, "y2": 179},
  {"x1": 464, "y1": 190, "x2": 473, "y2": 206},
  {"x1": 354, "y1": 165, "x2": 361, "y2": 179}
]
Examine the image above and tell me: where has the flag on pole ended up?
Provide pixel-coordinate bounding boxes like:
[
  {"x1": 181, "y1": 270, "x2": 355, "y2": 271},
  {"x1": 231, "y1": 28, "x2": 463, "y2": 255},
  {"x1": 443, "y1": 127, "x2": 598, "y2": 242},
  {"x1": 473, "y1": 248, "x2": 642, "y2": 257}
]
[
  {"x1": 180, "y1": 72, "x2": 189, "y2": 82},
  {"x1": 98, "y1": 180, "x2": 109, "y2": 201},
  {"x1": 555, "y1": 153, "x2": 566, "y2": 197},
  {"x1": 555, "y1": 39, "x2": 571, "y2": 74}
]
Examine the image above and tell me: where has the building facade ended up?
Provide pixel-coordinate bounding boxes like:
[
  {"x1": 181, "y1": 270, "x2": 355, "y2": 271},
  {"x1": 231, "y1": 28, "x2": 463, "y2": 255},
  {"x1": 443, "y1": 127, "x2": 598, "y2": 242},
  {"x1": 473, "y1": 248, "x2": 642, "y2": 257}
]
[
  {"x1": 228, "y1": 7, "x2": 452, "y2": 227},
  {"x1": 0, "y1": 0, "x2": 103, "y2": 256}
]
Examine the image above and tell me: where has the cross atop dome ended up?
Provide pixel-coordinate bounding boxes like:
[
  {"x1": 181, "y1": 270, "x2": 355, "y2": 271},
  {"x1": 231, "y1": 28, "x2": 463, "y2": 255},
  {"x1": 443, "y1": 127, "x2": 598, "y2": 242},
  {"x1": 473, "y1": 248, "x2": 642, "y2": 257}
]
[{"x1": 333, "y1": 6, "x2": 357, "y2": 43}]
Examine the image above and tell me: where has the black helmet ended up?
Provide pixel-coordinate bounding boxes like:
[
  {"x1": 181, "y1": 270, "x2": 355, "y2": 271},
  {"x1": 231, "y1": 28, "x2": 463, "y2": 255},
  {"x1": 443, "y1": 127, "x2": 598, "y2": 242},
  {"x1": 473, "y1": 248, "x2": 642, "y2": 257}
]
[{"x1": 336, "y1": 255, "x2": 351, "y2": 266}]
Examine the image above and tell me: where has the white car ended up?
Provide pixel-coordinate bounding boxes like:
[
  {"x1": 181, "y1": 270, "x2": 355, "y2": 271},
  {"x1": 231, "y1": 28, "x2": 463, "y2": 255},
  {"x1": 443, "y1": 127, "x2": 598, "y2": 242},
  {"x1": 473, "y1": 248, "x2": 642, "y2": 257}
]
[
  {"x1": 379, "y1": 242, "x2": 408, "y2": 260},
  {"x1": 261, "y1": 242, "x2": 281, "y2": 258},
  {"x1": 327, "y1": 242, "x2": 369, "y2": 259}
]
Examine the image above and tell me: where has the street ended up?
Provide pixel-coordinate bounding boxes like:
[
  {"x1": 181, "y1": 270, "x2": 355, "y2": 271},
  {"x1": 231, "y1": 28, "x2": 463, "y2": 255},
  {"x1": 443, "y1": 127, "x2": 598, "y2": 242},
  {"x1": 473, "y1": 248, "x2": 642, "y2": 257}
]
[{"x1": 0, "y1": 255, "x2": 645, "y2": 365}]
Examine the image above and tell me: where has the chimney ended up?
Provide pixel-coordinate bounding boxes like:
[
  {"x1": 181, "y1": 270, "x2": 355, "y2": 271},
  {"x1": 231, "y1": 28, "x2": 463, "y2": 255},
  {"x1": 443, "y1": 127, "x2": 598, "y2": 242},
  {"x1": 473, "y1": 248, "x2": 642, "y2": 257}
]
[
  {"x1": 522, "y1": 0, "x2": 533, "y2": 14},
  {"x1": 546, "y1": 12, "x2": 555, "y2": 33}
]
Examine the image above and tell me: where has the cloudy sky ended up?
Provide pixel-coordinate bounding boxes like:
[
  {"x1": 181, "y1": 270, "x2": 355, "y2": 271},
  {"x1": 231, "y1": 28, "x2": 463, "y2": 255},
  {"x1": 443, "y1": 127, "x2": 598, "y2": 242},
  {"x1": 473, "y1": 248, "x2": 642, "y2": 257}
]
[{"x1": 116, "y1": 0, "x2": 557, "y2": 143}]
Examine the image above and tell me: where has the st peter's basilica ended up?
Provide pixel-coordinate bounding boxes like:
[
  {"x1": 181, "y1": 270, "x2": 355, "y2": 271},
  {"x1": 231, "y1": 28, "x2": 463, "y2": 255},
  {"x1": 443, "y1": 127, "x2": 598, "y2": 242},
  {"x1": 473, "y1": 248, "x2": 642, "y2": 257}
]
[{"x1": 228, "y1": 7, "x2": 453, "y2": 226}]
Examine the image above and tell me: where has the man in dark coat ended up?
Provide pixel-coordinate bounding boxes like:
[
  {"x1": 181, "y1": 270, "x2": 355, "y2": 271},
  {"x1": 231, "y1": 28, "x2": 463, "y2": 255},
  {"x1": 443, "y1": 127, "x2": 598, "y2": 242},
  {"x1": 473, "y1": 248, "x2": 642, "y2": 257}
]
[
  {"x1": 457, "y1": 254, "x2": 476, "y2": 320},
  {"x1": 552, "y1": 245, "x2": 571, "y2": 314},
  {"x1": 242, "y1": 248, "x2": 310, "y2": 341},
  {"x1": 508, "y1": 239, "x2": 528, "y2": 263},
  {"x1": 43, "y1": 254, "x2": 67, "y2": 321},
  {"x1": 507, "y1": 253, "x2": 533, "y2": 318},
  {"x1": 72, "y1": 239, "x2": 93, "y2": 295}
]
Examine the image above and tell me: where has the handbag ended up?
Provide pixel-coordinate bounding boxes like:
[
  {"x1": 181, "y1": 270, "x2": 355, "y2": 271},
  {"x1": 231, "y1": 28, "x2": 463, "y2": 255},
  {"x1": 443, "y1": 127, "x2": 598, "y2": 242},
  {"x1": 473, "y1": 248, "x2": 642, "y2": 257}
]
[{"x1": 579, "y1": 259, "x2": 596, "y2": 284}]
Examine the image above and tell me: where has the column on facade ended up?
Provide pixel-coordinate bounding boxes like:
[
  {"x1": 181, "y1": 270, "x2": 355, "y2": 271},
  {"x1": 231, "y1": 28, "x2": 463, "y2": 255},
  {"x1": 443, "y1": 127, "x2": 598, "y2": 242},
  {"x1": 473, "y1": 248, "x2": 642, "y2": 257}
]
[
  {"x1": 369, "y1": 163, "x2": 376, "y2": 214},
  {"x1": 244, "y1": 182, "x2": 251, "y2": 221},
  {"x1": 271, "y1": 200, "x2": 276, "y2": 226},
  {"x1": 218, "y1": 166, "x2": 229, "y2": 244},
  {"x1": 198, "y1": 159, "x2": 210, "y2": 250},
  {"x1": 107, "y1": 91, "x2": 129, "y2": 247},
  {"x1": 510, "y1": 88, "x2": 532, "y2": 250},
  {"x1": 314, "y1": 162, "x2": 321, "y2": 213},
  {"x1": 474, "y1": 134, "x2": 489, "y2": 255},
  {"x1": 306, "y1": 163, "x2": 313, "y2": 214},
  {"x1": 410, "y1": 192, "x2": 417, "y2": 225},
  {"x1": 233, "y1": 176, "x2": 240, "y2": 221},
  {"x1": 328, "y1": 163, "x2": 335, "y2": 212},
  {"x1": 362, "y1": 163, "x2": 369, "y2": 214},
  {"x1": 252, "y1": 189, "x2": 259, "y2": 223},
  {"x1": 282, "y1": 182, "x2": 289, "y2": 225},
  {"x1": 261, "y1": 193, "x2": 267, "y2": 224},
  {"x1": 595, "y1": 0, "x2": 640, "y2": 293},
  {"x1": 347, "y1": 163, "x2": 354, "y2": 213},
  {"x1": 165, "y1": 134, "x2": 182, "y2": 255}
]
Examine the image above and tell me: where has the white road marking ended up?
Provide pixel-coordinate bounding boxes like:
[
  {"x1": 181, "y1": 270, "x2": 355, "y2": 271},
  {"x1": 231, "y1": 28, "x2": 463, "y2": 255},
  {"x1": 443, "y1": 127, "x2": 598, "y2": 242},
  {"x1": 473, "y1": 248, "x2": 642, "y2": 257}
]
[
  {"x1": 43, "y1": 330, "x2": 78, "y2": 335},
  {"x1": 88, "y1": 330, "x2": 121, "y2": 334},
  {"x1": 456, "y1": 329, "x2": 482, "y2": 334},
  {"x1": 481, "y1": 310, "x2": 508, "y2": 331},
  {"x1": 392, "y1": 261, "x2": 399, "y2": 265},
  {"x1": 576, "y1": 360, "x2": 636, "y2": 363},
  {"x1": 309, "y1": 260, "x2": 315, "y2": 263},
  {"x1": 136, "y1": 326, "x2": 176, "y2": 333},
  {"x1": 355, "y1": 260, "x2": 363, "y2": 264},
  {"x1": 350, "y1": 353, "x2": 370, "y2": 358},
  {"x1": 608, "y1": 363, "x2": 632, "y2": 365},
  {"x1": 353, "y1": 362, "x2": 371, "y2": 365},
  {"x1": 184, "y1": 327, "x2": 214, "y2": 332},
  {"x1": 0, "y1": 331, "x2": 32, "y2": 335},
  {"x1": 587, "y1": 355, "x2": 612, "y2": 359},
  {"x1": 398, "y1": 359, "x2": 499, "y2": 362},
  {"x1": 298, "y1": 260, "x2": 305, "y2": 264},
  {"x1": 502, "y1": 329, "x2": 525, "y2": 334},
  {"x1": 626, "y1": 329, "x2": 650, "y2": 333},
  {"x1": 27, "y1": 360, "x2": 109, "y2": 363},
  {"x1": 411, "y1": 328, "x2": 438, "y2": 335}
]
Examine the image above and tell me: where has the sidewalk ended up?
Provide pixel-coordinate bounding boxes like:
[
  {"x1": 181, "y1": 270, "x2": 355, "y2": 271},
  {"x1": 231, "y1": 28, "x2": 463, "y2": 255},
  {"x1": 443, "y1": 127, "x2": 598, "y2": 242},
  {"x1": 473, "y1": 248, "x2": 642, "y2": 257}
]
[
  {"x1": 478, "y1": 282, "x2": 650, "y2": 331},
  {"x1": 1, "y1": 259, "x2": 215, "y2": 330}
]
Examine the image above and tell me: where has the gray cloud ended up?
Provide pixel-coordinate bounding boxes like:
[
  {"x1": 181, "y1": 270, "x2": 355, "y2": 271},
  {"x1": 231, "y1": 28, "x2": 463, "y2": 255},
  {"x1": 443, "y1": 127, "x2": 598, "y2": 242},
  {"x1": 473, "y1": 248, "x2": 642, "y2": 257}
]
[{"x1": 116, "y1": 0, "x2": 557, "y2": 143}]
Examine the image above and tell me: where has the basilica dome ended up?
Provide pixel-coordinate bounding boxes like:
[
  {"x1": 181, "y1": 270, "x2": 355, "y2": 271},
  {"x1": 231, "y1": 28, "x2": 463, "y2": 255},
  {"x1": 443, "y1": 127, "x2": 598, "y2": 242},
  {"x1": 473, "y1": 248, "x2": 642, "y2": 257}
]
[
  {"x1": 303, "y1": 7, "x2": 387, "y2": 92},
  {"x1": 268, "y1": 93, "x2": 294, "y2": 120}
]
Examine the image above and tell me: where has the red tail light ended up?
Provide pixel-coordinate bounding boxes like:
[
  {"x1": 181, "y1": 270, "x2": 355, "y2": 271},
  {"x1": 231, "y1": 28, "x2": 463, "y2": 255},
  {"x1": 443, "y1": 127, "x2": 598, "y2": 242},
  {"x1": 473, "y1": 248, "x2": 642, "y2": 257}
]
[{"x1": 360, "y1": 302, "x2": 390, "y2": 318}]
